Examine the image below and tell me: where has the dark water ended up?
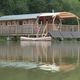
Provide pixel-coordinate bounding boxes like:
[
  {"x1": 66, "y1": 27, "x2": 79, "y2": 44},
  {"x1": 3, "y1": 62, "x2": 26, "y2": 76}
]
[{"x1": 0, "y1": 41, "x2": 80, "y2": 80}]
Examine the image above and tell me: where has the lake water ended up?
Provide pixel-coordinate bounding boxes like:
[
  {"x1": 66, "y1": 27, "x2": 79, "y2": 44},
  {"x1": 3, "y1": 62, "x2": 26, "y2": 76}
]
[{"x1": 0, "y1": 41, "x2": 80, "y2": 80}]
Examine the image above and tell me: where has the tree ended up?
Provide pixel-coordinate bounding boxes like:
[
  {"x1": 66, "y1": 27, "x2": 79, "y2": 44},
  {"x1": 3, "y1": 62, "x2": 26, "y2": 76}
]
[
  {"x1": 27, "y1": 0, "x2": 46, "y2": 13},
  {"x1": 44, "y1": 0, "x2": 64, "y2": 12},
  {"x1": 0, "y1": 0, "x2": 29, "y2": 15},
  {"x1": 27, "y1": 0, "x2": 69, "y2": 13},
  {"x1": 0, "y1": 0, "x2": 79, "y2": 16}
]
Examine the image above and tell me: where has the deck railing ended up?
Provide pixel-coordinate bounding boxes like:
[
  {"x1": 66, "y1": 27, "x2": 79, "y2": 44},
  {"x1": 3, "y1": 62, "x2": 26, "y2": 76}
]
[{"x1": 0, "y1": 24, "x2": 80, "y2": 36}]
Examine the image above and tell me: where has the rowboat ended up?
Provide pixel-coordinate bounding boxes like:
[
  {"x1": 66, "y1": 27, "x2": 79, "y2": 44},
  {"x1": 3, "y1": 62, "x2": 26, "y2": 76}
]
[{"x1": 20, "y1": 36, "x2": 51, "y2": 41}]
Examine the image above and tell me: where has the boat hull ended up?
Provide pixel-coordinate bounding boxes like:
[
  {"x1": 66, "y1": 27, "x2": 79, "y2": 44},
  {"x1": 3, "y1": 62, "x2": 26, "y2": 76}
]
[{"x1": 20, "y1": 37, "x2": 51, "y2": 41}]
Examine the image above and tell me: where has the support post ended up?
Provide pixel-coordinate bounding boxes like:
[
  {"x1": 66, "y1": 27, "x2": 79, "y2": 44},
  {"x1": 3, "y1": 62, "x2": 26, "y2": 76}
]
[
  {"x1": 52, "y1": 16, "x2": 56, "y2": 31},
  {"x1": 77, "y1": 17, "x2": 80, "y2": 32},
  {"x1": 59, "y1": 19, "x2": 62, "y2": 32},
  {"x1": 42, "y1": 21, "x2": 47, "y2": 37}
]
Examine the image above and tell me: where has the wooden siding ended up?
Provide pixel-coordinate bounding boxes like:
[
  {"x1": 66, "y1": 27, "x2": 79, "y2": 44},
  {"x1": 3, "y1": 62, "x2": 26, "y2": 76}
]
[{"x1": 0, "y1": 19, "x2": 36, "y2": 26}]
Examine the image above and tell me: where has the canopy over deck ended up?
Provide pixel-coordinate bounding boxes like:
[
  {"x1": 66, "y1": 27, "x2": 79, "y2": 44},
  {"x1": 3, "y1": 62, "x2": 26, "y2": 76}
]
[
  {"x1": 38, "y1": 12, "x2": 79, "y2": 19},
  {"x1": 57, "y1": 12, "x2": 78, "y2": 19}
]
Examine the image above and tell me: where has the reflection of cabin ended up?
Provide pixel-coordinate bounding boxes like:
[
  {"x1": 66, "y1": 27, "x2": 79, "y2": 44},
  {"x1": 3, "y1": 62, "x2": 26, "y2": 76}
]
[{"x1": 0, "y1": 12, "x2": 79, "y2": 36}]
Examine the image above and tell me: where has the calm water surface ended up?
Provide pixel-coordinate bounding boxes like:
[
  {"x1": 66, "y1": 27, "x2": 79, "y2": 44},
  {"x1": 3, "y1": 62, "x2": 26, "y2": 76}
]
[{"x1": 0, "y1": 41, "x2": 80, "y2": 80}]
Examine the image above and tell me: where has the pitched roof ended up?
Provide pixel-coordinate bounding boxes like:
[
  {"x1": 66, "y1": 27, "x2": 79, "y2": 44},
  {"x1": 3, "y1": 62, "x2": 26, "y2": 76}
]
[
  {"x1": 0, "y1": 13, "x2": 41, "y2": 21},
  {"x1": 0, "y1": 12, "x2": 78, "y2": 21},
  {"x1": 38, "y1": 13, "x2": 59, "y2": 17}
]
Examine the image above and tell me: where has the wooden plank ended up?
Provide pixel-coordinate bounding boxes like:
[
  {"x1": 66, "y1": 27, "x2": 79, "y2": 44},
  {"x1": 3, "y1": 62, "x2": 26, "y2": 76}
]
[
  {"x1": 48, "y1": 31, "x2": 62, "y2": 38},
  {"x1": 71, "y1": 32, "x2": 80, "y2": 38},
  {"x1": 60, "y1": 31, "x2": 72, "y2": 38}
]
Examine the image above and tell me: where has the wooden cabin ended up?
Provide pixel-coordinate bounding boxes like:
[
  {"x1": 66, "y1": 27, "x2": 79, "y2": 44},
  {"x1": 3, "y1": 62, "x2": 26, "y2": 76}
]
[
  {"x1": 0, "y1": 13, "x2": 41, "y2": 25},
  {"x1": 0, "y1": 13, "x2": 41, "y2": 35},
  {"x1": 0, "y1": 12, "x2": 79, "y2": 36}
]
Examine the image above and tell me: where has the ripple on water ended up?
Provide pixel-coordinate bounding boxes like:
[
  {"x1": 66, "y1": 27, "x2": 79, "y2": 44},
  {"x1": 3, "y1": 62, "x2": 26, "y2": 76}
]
[{"x1": 0, "y1": 60, "x2": 38, "y2": 69}]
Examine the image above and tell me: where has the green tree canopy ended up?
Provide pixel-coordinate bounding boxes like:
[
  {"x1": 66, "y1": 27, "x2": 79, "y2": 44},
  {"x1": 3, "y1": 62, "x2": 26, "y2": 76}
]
[{"x1": 0, "y1": 0, "x2": 79, "y2": 16}]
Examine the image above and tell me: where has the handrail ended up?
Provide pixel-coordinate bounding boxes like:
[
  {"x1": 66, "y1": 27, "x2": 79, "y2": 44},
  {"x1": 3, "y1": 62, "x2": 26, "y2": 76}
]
[{"x1": 0, "y1": 24, "x2": 80, "y2": 36}]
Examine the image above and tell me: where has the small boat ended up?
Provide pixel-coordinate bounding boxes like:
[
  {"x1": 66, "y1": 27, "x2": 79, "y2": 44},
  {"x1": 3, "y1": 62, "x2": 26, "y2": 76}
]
[
  {"x1": 20, "y1": 36, "x2": 51, "y2": 41},
  {"x1": 39, "y1": 63, "x2": 60, "y2": 72}
]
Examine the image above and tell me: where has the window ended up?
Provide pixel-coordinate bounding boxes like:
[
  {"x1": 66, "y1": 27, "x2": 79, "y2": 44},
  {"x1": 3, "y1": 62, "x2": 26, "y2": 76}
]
[{"x1": 19, "y1": 21, "x2": 22, "y2": 25}]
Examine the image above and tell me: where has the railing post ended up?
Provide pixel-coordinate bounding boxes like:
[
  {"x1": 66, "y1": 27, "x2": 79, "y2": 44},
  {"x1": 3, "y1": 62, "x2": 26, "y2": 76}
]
[
  {"x1": 77, "y1": 17, "x2": 80, "y2": 32},
  {"x1": 16, "y1": 25, "x2": 18, "y2": 35},
  {"x1": 31, "y1": 24, "x2": 33, "y2": 34},
  {"x1": 1, "y1": 26, "x2": 2, "y2": 35}
]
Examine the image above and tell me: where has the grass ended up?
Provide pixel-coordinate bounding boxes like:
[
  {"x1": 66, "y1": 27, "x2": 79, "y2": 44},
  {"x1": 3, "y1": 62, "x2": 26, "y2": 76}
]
[
  {"x1": 0, "y1": 66, "x2": 80, "y2": 80},
  {"x1": 0, "y1": 37, "x2": 7, "y2": 42},
  {"x1": 0, "y1": 36, "x2": 20, "y2": 42}
]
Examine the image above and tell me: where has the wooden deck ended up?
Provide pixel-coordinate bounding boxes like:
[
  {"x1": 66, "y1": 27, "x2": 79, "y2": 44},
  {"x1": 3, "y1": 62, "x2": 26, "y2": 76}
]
[{"x1": 48, "y1": 31, "x2": 80, "y2": 39}]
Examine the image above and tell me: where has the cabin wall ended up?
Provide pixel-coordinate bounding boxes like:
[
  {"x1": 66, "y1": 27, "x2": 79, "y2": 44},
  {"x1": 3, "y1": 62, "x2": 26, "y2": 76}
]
[
  {"x1": 12, "y1": 21, "x2": 19, "y2": 26},
  {"x1": 0, "y1": 19, "x2": 36, "y2": 26},
  {"x1": 22, "y1": 19, "x2": 36, "y2": 25},
  {"x1": 0, "y1": 19, "x2": 37, "y2": 34},
  {"x1": 2, "y1": 21, "x2": 6, "y2": 25},
  {"x1": 7, "y1": 21, "x2": 12, "y2": 26},
  {"x1": 0, "y1": 17, "x2": 80, "y2": 35}
]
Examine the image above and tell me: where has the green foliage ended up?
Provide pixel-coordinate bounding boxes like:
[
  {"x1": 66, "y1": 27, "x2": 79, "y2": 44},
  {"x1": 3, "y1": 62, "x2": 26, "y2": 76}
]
[
  {"x1": 0, "y1": 0, "x2": 29, "y2": 15},
  {"x1": 44, "y1": 0, "x2": 64, "y2": 12},
  {"x1": 27, "y1": 0, "x2": 46, "y2": 13},
  {"x1": 62, "y1": 18, "x2": 78, "y2": 25},
  {"x1": 63, "y1": 0, "x2": 80, "y2": 16},
  {"x1": 0, "y1": 0, "x2": 80, "y2": 16},
  {"x1": 27, "y1": 0, "x2": 66, "y2": 13}
]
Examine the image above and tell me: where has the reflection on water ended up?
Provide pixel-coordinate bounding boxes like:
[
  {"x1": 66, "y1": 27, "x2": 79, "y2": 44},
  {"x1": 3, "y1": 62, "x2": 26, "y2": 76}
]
[
  {"x1": 0, "y1": 60, "x2": 38, "y2": 69},
  {"x1": 0, "y1": 41, "x2": 80, "y2": 72}
]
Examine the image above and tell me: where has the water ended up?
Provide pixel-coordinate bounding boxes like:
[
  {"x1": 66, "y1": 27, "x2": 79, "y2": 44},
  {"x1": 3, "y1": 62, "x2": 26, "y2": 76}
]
[{"x1": 0, "y1": 41, "x2": 80, "y2": 80}]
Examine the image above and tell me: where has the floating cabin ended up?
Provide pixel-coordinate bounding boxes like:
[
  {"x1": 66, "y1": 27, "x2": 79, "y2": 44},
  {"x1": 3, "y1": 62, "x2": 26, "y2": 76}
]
[{"x1": 0, "y1": 12, "x2": 79, "y2": 38}]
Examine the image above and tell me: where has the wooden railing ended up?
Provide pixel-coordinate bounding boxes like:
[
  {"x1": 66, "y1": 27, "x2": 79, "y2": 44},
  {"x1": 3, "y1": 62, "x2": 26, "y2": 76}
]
[
  {"x1": 0, "y1": 24, "x2": 35, "y2": 35},
  {"x1": 0, "y1": 24, "x2": 80, "y2": 36},
  {"x1": 46, "y1": 24, "x2": 80, "y2": 32}
]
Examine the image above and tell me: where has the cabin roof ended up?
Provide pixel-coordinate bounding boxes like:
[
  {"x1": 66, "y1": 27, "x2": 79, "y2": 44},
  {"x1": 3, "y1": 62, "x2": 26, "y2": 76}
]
[
  {"x1": 38, "y1": 13, "x2": 59, "y2": 17},
  {"x1": 0, "y1": 13, "x2": 42, "y2": 21},
  {"x1": 0, "y1": 12, "x2": 78, "y2": 21}
]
